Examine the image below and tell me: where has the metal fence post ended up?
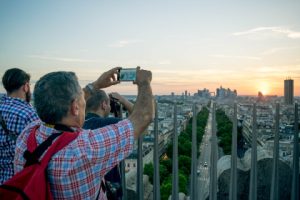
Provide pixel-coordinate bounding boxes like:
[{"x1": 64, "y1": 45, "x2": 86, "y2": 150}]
[
  {"x1": 137, "y1": 131, "x2": 144, "y2": 199},
  {"x1": 291, "y1": 103, "x2": 299, "y2": 200},
  {"x1": 209, "y1": 102, "x2": 217, "y2": 200},
  {"x1": 270, "y1": 103, "x2": 279, "y2": 200},
  {"x1": 249, "y1": 103, "x2": 257, "y2": 200},
  {"x1": 230, "y1": 103, "x2": 237, "y2": 200},
  {"x1": 171, "y1": 103, "x2": 179, "y2": 200},
  {"x1": 190, "y1": 103, "x2": 198, "y2": 199},
  {"x1": 153, "y1": 100, "x2": 161, "y2": 200},
  {"x1": 117, "y1": 104, "x2": 127, "y2": 200}
]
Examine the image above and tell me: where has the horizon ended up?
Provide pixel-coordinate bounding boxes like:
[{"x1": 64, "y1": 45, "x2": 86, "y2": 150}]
[{"x1": 0, "y1": 1, "x2": 299, "y2": 96}]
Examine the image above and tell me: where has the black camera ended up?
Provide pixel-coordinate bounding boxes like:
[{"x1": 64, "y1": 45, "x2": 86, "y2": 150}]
[
  {"x1": 105, "y1": 181, "x2": 122, "y2": 200},
  {"x1": 109, "y1": 95, "x2": 121, "y2": 117}
]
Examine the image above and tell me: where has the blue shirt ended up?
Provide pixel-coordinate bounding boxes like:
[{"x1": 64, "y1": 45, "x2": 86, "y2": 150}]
[
  {"x1": 83, "y1": 113, "x2": 121, "y2": 130},
  {"x1": 0, "y1": 95, "x2": 39, "y2": 184}
]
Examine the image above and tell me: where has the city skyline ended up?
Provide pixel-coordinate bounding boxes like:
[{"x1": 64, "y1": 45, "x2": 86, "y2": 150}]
[{"x1": 0, "y1": 0, "x2": 300, "y2": 95}]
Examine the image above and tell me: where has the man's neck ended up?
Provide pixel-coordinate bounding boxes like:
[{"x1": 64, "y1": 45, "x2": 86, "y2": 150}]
[
  {"x1": 87, "y1": 111, "x2": 105, "y2": 118},
  {"x1": 8, "y1": 90, "x2": 25, "y2": 101}
]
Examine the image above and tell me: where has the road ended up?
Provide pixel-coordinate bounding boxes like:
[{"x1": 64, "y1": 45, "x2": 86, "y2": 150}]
[{"x1": 198, "y1": 105, "x2": 213, "y2": 200}]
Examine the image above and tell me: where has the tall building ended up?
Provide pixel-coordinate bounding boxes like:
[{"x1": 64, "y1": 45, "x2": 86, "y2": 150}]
[
  {"x1": 216, "y1": 86, "x2": 237, "y2": 99},
  {"x1": 196, "y1": 88, "x2": 210, "y2": 98},
  {"x1": 284, "y1": 79, "x2": 294, "y2": 105}
]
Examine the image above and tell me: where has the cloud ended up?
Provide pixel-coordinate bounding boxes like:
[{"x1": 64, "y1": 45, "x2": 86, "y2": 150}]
[
  {"x1": 108, "y1": 39, "x2": 143, "y2": 48},
  {"x1": 158, "y1": 60, "x2": 171, "y2": 65},
  {"x1": 233, "y1": 26, "x2": 300, "y2": 39},
  {"x1": 261, "y1": 46, "x2": 300, "y2": 55},
  {"x1": 28, "y1": 55, "x2": 99, "y2": 63},
  {"x1": 211, "y1": 54, "x2": 261, "y2": 60}
]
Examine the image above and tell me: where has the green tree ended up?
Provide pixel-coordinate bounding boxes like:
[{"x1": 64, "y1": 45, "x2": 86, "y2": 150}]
[
  {"x1": 179, "y1": 172, "x2": 188, "y2": 194},
  {"x1": 161, "y1": 159, "x2": 172, "y2": 174},
  {"x1": 166, "y1": 143, "x2": 173, "y2": 159},
  {"x1": 161, "y1": 176, "x2": 172, "y2": 200},
  {"x1": 178, "y1": 140, "x2": 191, "y2": 157},
  {"x1": 159, "y1": 164, "x2": 168, "y2": 184},
  {"x1": 179, "y1": 155, "x2": 191, "y2": 176},
  {"x1": 144, "y1": 163, "x2": 154, "y2": 184},
  {"x1": 216, "y1": 109, "x2": 233, "y2": 154}
]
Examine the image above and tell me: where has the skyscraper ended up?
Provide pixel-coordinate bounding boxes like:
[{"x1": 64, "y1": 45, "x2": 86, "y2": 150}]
[{"x1": 284, "y1": 79, "x2": 294, "y2": 105}]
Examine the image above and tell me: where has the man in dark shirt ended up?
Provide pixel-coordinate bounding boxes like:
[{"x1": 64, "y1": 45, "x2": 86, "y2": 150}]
[{"x1": 83, "y1": 90, "x2": 133, "y2": 199}]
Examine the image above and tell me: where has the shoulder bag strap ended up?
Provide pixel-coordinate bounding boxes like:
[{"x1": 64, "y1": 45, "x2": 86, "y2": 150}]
[
  {"x1": 0, "y1": 111, "x2": 10, "y2": 135},
  {"x1": 24, "y1": 126, "x2": 79, "y2": 168},
  {"x1": 0, "y1": 111, "x2": 18, "y2": 140}
]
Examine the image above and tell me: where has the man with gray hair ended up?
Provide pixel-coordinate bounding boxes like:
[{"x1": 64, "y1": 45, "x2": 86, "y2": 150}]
[{"x1": 14, "y1": 67, "x2": 153, "y2": 199}]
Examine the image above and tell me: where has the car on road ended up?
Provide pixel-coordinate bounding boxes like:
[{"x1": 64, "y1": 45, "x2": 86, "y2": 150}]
[
  {"x1": 197, "y1": 169, "x2": 201, "y2": 175},
  {"x1": 203, "y1": 162, "x2": 208, "y2": 167}
]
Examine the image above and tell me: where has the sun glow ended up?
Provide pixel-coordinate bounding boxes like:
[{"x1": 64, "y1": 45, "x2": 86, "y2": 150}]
[{"x1": 258, "y1": 82, "x2": 270, "y2": 95}]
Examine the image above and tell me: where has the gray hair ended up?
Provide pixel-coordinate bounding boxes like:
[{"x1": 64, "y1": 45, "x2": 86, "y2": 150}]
[
  {"x1": 34, "y1": 71, "x2": 82, "y2": 124},
  {"x1": 86, "y1": 90, "x2": 109, "y2": 112}
]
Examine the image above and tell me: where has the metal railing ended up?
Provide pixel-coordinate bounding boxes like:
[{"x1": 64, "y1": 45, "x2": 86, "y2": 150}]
[{"x1": 119, "y1": 101, "x2": 299, "y2": 200}]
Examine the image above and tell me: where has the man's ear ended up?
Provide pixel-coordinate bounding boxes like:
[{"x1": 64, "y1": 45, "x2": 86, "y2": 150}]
[
  {"x1": 22, "y1": 82, "x2": 30, "y2": 93},
  {"x1": 71, "y1": 99, "x2": 79, "y2": 116},
  {"x1": 99, "y1": 101, "x2": 104, "y2": 112}
]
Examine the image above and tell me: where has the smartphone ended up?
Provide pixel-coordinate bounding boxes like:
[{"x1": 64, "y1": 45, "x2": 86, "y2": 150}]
[{"x1": 118, "y1": 68, "x2": 136, "y2": 82}]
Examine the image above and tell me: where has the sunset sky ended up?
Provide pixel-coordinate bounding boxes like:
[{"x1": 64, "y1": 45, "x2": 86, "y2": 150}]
[{"x1": 0, "y1": 0, "x2": 300, "y2": 95}]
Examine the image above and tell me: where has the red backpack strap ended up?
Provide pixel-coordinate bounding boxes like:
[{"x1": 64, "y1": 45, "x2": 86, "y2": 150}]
[
  {"x1": 39, "y1": 131, "x2": 79, "y2": 168},
  {"x1": 24, "y1": 130, "x2": 63, "y2": 167},
  {"x1": 24, "y1": 126, "x2": 79, "y2": 169},
  {"x1": 27, "y1": 126, "x2": 39, "y2": 152}
]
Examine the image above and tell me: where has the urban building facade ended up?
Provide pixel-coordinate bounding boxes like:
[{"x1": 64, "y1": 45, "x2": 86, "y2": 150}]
[{"x1": 284, "y1": 79, "x2": 294, "y2": 105}]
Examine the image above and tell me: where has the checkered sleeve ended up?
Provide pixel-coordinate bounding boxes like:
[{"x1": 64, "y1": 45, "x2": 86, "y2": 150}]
[
  {"x1": 25, "y1": 110, "x2": 40, "y2": 125},
  {"x1": 82, "y1": 119, "x2": 134, "y2": 176},
  {"x1": 14, "y1": 120, "x2": 41, "y2": 174}
]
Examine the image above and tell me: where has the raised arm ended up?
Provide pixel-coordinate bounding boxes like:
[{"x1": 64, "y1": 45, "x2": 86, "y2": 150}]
[
  {"x1": 128, "y1": 68, "x2": 154, "y2": 139},
  {"x1": 83, "y1": 67, "x2": 121, "y2": 100}
]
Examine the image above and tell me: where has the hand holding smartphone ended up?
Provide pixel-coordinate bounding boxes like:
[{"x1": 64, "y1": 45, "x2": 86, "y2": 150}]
[{"x1": 117, "y1": 68, "x2": 137, "y2": 82}]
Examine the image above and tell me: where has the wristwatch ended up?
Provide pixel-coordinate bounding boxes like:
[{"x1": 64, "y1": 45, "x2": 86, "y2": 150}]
[{"x1": 85, "y1": 83, "x2": 95, "y2": 94}]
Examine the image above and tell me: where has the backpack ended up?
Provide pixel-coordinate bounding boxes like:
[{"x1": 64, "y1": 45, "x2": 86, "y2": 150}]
[{"x1": 0, "y1": 126, "x2": 79, "y2": 200}]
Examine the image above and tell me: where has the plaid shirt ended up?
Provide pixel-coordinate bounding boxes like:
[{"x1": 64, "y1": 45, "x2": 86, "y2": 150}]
[
  {"x1": 14, "y1": 119, "x2": 134, "y2": 200},
  {"x1": 0, "y1": 95, "x2": 39, "y2": 184}
]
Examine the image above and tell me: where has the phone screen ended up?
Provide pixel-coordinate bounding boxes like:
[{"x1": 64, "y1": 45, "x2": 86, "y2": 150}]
[{"x1": 118, "y1": 68, "x2": 136, "y2": 81}]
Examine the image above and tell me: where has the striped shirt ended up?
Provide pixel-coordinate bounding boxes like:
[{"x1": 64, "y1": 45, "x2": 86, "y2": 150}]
[
  {"x1": 0, "y1": 95, "x2": 39, "y2": 184},
  {"x1": 14, "y1": 119, "x2": 134, "y2": 200}
]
